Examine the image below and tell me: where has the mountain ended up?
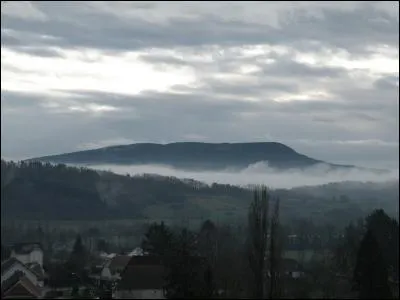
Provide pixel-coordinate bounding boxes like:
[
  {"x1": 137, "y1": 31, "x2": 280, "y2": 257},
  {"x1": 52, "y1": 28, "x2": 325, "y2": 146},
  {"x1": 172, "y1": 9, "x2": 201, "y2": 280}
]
[
  {"x1": 28, "y1": 142, "x2": 356, "y2": 171},
  {"x1": 2, "y1": 160, "x2": 398, "y2": 224}
]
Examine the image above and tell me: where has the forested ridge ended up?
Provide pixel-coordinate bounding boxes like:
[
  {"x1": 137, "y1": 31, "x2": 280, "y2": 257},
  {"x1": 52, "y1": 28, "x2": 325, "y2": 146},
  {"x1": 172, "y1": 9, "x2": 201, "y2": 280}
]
[{"x1": 1, "y1": 160, "x2": 398, "y2": 224}]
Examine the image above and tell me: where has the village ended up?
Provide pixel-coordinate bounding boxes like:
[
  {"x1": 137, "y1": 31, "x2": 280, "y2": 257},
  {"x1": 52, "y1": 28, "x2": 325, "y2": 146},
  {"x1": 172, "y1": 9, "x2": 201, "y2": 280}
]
[
  {"x1": 1, "y1": 241, "x2": 168, "y2": 299},
  {"x1": 1, "y1": 235, "x2": 310, "y2": 299}
]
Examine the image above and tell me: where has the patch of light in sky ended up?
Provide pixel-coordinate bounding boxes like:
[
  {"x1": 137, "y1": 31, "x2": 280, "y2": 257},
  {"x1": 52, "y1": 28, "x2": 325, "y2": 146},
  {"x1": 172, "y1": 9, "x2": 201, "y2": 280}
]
[
  {"x1": 1, "y1": 48, "x2": 196, "y2": 96},
  {"x1": 295, "y1": 50, "x2": 399, "y2": 75},
  {"x1": 274, "y1": 90, "x2": 333, "y2": 102}
]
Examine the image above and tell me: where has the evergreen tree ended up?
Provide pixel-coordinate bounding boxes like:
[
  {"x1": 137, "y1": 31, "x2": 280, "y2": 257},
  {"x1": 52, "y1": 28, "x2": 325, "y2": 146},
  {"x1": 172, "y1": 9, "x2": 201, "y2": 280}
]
[
  {"x1": 352, "y1": 229, "x2": 392, "y2": 299},
  {"x1": 198, "y1": 219, "x2": 218, "y2": 269},
  {"x1": 164, "y1": 228, "x2": 214, "y2": 298},
  {"x1": 366, "y1": 209, "x2": 399, "y2": 281},
  {"x1": 66, "y1": 235, "x2": 87, "y2": 281},
  {"x1": 141, "y1": 222, "x2": 174, "y2": 258},
  {"x1": 96, "y1": 239, "x2": 109, "y2": 253},
  {"x1": 164, "y1": 229, "x2": 196, "y2": 298}
]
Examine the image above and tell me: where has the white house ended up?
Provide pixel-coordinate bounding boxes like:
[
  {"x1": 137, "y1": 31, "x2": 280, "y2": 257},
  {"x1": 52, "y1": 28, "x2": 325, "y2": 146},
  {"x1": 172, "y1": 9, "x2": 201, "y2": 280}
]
[{"x1": 10, "y1": 243, "x2": 43, "y2": 267}]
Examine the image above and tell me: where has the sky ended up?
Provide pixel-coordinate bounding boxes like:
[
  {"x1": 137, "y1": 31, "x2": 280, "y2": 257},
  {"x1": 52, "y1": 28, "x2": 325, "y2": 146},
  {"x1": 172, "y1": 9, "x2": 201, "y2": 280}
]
[{"x1": 1, "y1": 1, "x2": 399, "y2": 170}]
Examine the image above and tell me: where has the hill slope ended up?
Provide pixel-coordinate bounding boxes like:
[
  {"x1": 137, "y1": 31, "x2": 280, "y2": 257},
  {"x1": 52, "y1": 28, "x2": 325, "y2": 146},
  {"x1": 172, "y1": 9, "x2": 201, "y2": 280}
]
[
  {"x1": 2, "y1": 160, "x2": 398, "y2": 224},
  {"x1": 29, "y1": 142, "x2": 354, "y2": 171}
]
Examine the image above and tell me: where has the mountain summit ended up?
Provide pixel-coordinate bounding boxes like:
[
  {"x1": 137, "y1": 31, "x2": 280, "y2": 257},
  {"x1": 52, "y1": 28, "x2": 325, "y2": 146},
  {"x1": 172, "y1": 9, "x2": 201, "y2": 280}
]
[{"x1": 29, "y1": 142, "x2": 355, "y2": 171}]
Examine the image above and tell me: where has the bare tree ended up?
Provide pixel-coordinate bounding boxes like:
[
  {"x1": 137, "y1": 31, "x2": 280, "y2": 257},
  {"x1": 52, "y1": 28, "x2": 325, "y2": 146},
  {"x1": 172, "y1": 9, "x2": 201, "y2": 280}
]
[
  {"x1": 269, "y1": 197, "x2": 282, "y2": 299},
  {"x1": 248, "y1": 186, "x2": 270, "y2": 298}
]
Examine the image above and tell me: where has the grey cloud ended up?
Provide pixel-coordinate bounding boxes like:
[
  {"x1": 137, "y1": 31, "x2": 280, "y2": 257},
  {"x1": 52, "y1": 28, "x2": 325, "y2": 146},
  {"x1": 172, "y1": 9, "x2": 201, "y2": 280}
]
[
  {"x1": 200, "y1": 80, "x2": 300, "y2": 97},
  {"x1": 139, "y1": 50, "x2": 347, "y2": 80},
  {"x1": 136, "y1": 50, "x2": 394, "y2": 121},
  {"x1": 2, "y1": 87, "x2": 396, "y2": 162},
  {"x1": 10, "y1": 46, "x2": 63, "y2": 58},
  {"x1": 374, "y1": 75, "x2": 399, "y2": 89},
  {"x1": 256, "y1": 58, "x2": 347, "y2": 78},
  {"x1": 280, "y1": 6, "x2": 399, "y2": 54},
  {"x1": 1, "y1": 2, "x2": 398, "y2": 54},
  {"x1": 312, "y1": 117, "x2": 336, "y2": 123},
  {"x1": 345, "y1": 112, "x2": 378, "y2": 122},
  {"x1": 2, "y1": 91, "x2": 45, "y2": 108},
  {"x1": 285, "y1": 139, "x2": 399, "y2": 170},
  {"x1": 136, "y1": 52, "x2": 354, "y2": 104},
  {"x1": 138, "y1": 54, "x2": 190, "y2": 67}
]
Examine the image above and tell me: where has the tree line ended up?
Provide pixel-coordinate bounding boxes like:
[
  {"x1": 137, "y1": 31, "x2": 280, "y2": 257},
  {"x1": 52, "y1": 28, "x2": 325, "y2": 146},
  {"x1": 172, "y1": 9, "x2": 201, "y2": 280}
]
[
  {"x1": 139, "y1": 187, "x2": 399, "y2": 299},
  {"x1": 2, "y1": 172, "x2": 398, "y2": 298}
]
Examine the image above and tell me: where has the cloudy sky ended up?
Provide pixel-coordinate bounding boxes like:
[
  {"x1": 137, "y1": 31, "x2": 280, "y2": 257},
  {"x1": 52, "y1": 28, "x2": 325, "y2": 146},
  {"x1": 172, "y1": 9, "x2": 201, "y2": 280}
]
[{"x1": 1, "y1": 1, "x2": 399, "y2": 169}]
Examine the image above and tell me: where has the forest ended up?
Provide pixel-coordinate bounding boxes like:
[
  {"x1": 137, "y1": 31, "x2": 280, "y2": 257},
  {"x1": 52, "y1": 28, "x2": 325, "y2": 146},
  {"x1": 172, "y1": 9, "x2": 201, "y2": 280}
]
[{"x1": 1, "y1": 160, "x2": 398, "y2": 226}]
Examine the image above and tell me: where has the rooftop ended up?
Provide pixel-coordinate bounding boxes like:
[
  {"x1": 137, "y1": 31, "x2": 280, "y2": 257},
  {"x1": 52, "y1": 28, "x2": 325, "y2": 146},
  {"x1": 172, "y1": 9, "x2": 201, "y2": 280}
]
[
  {"x1": 1, "y1": 257, "x2": 22, "y2": 276},
  {"x1": 1, "y1": 270, "x2": 24, "y2": 294},
  {"x1": 26, "y1": 262, "x2": 46, "y2": 280},
  {"x1": 2, "y1": 275, "x2": 42, "y2": 299},
  {"x1": 108, "y1": 255, "x2": 131, "y2": 273},
  {"x1": 117, "y1": 262, "x2": 166, "y2": 291}
]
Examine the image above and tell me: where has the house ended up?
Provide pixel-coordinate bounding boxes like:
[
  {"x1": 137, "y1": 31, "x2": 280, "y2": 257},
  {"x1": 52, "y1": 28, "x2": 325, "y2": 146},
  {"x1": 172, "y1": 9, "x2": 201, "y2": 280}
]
[
  {"x1": 1, "y1": 258, "x2": 44, "y2": 299},
  {"x1": 1, "y1": 270, "x2": 43, "y2": 299},
  {"x1": 88, "y1": 254, "x2": 113, "y2": 287},
  {"x1": 1, "y1": 257, "x2": 43, "y2": 287},
  {"x1": 26, "y1": 263, "x2": 46, "y2": 286},
  {"x1": 10, "y1": 243, "x2": 43, "y2": 267},
  {"x1": 100, "y1": 255, "x2": 131, "y2": 282},
  {"x1": 115, "y1": 256, "x2": 166, "y2": 299}
]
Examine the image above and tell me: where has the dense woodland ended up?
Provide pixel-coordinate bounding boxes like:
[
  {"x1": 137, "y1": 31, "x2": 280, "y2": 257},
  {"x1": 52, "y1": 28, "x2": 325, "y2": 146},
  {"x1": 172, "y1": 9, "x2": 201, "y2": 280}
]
[{"x1": 1, "y1": 160, "x2": 398, "y2": 226}]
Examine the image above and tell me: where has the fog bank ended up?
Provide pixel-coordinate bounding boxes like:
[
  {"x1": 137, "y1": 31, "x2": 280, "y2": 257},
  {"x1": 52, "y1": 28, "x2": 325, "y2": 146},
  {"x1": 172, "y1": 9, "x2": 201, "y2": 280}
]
[{"x1": 80, "y1": 162, "x2": 399, "y2": 189}]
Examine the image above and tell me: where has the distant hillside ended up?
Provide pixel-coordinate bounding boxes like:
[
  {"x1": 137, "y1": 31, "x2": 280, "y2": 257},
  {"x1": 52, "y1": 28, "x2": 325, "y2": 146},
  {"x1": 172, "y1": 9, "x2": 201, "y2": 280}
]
[
  {"x1": 28, "y1": 142, "x2": 355, "y2": 171},
  {"x1": 1, "y1": 160, "x2": 398, "y2": 225}
]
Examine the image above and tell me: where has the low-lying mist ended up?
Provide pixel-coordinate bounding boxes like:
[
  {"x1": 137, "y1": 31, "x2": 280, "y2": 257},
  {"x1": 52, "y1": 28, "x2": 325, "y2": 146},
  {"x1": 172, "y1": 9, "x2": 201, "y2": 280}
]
[{"x1": 80, "y1": 162, "x2": 399, "y2": 189}]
